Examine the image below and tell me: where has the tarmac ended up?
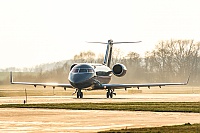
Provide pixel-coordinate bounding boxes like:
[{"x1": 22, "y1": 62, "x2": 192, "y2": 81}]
[{"x1": 0, "y1": 94, "x2": 200, "y2": 132}]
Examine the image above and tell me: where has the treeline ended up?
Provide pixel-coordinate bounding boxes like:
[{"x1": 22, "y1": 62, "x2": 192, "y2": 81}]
[{"x1": 1, "y1": 39, "x2": 200, "y2": 85}]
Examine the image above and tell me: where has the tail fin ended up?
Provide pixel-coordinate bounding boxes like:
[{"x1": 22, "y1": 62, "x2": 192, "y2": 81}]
[
  {"x1": 88, "y1": 39, "x2": 141, "y2": 68},
  {"x1": 103, "y1": 40, "x2": 113, "y2": 67}
]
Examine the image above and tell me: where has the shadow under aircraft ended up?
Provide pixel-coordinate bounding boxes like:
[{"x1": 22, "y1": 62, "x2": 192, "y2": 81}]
[{"x1": 10, "y1": 39, "x2": 190, "y2": 98}]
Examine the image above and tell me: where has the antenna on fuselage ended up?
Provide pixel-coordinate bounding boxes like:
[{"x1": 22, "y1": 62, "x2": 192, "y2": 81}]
[{"x1": 87, "y1": 39, "x2": 142, "y2": 68}]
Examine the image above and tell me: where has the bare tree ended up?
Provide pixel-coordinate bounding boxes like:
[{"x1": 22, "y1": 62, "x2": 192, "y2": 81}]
[{"x1": 144, "y1": 39, "x2": 200, "y2": 82}]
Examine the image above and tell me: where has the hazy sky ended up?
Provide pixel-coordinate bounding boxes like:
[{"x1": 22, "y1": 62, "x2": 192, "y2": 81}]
[{"x1": 0, "y1": 0, "x2": 200, "y2": 68}]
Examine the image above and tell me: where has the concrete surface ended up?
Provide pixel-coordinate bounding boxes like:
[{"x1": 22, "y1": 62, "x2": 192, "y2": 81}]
[
  {"x1": 0, "y1": 94, "x2": 200, "y2": 104},
  {"x1": 0, "y1": 94, "x2": 199, "y2": 132}
]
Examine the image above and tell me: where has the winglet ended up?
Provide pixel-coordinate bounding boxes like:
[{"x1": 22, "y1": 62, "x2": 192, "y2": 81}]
[{"x1": 10, "y1": 71, "x2": 13, "y2": 84}]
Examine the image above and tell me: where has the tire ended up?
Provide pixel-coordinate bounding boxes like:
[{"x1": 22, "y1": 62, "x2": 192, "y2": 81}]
[
  {"x1": 80, "y1": 92, "x2": 83, "y2": 98},
  {"x1": 110, "y1": 92, "x2": 113, "y2": 98},
  {"x1": 106, "y1": 92, "x2": 110, "y2": 98},
  {"x1": 77, "y1": 92, "x2": 80, "y2": 98}
]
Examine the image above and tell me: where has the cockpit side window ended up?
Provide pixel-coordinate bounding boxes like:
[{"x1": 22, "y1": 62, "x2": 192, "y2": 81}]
[{"x1": 72, "y1": 68, "x2": 79, "y2": 73}]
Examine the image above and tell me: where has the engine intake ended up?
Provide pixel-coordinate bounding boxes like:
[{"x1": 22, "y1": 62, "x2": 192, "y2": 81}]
[{"x1": 112, "y1": 63, "x2": 127, "y2": 77}]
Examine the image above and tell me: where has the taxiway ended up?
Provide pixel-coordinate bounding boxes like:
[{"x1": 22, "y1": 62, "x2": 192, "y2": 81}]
[{"x1": 0, "y1": 94, "x2": 199, "y2": 132}]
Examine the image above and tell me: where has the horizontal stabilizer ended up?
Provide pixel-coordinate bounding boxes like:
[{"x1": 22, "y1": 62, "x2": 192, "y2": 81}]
[
  {"x1": 87, "y1": 41, "x2": 142, "y2": 44},
  {"x1": 87, "y1": 39, "x2": 141, "y2": 67}
]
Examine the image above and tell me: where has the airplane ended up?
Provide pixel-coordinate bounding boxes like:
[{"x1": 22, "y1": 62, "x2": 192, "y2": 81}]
[{"x1": 10, "y1": 39, "x2": 190, "y2": 98}]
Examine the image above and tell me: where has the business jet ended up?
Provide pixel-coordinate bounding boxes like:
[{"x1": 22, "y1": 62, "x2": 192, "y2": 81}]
[{"x1": 10, "y1": 39, "x2": 189, "y2": 98}]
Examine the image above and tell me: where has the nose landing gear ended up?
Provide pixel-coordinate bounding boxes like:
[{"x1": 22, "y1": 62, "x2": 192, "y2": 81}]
[
  {"x1": 73, "y1": 89, "x2": 83, "y2": 98},
  {"x1": 77, "y1": 89, "x2": 83, "y2": 98}
]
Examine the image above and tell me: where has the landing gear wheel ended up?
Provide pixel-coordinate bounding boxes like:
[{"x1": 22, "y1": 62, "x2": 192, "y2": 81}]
[
  {"x1": 110, "y1": 92, "x2": 113, "y2": 98},
  {"x1": 77, "y1": 89, "x2": 83, "y2": 99},
  {"x1": 106, "y1": 92, "x2": 110, "y2": 98},
  {"x1": 77, "y1": 92, "x2": 79, "y2": 98},
  {"x1": 80, "y1": 92, "x2": 83, "y2": 98}
]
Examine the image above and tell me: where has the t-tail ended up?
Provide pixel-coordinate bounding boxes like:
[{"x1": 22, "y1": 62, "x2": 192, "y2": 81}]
[{"x1": 88, "y1": 39, "x2": 141, "y2": 68}]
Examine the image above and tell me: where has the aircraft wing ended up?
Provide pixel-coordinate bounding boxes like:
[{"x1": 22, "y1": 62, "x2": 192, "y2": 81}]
[
  {"x1": 10, "y1": 72, "x2": 73, "y2": 89},
  {"x1": 99, "y1": 77, "x2": 190, "y2": 89}
]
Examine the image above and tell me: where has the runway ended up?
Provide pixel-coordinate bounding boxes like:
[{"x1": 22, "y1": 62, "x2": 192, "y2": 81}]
[
  {"x1": 0, "y1": 94, "x2": 200, "y2": 132},
  {"x1": 0, "y1": 94, "x2": 200, "y2": 104}
]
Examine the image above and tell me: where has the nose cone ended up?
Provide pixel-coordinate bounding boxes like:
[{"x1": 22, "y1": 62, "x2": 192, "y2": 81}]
[{"x1": 68, "y1": 64, "x2": 95, "y2": 88}]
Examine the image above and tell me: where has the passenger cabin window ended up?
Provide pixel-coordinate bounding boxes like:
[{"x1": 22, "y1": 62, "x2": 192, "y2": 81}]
[{"x1": 72, "y1": 68, "x2": 94, "y2": 73}]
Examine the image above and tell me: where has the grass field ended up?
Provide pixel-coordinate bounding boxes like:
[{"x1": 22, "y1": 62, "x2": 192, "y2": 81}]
[
  {"x1": 0, "y1": 102, "x2": 200, "y2": 113},
  {"x1": 99, "y1": 123, "x2": 200, "y2": 133}
]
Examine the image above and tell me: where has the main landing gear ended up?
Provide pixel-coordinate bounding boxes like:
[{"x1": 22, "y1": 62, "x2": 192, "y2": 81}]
[
  {"x1": 106, "y1": 88, "x2": 116, "y2": 98},
  {"x1": 74, "y1": 88, "x2": 116, "y2": 99}
]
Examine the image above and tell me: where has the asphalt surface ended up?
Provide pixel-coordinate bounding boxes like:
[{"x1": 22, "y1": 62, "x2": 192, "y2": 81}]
[{"x1": 0, "y1": 94, "x2": 200, "y2": 132}]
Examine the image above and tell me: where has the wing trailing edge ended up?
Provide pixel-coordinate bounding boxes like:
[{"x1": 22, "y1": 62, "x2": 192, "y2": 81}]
[
  {"x1": 99, "y1": 75, "x2": 190, "y2": 89},
  {"x1": 10, "y1": 72, "x2": 73, "y2": 89}
]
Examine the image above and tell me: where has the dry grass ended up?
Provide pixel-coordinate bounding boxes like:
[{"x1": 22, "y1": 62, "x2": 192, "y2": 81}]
[
  {"x1": 1, "y1": 102, "x2": 200, "y2": 113},
  {"x1": 99, "y1": 123, "x2": 200, "y2": 133}
]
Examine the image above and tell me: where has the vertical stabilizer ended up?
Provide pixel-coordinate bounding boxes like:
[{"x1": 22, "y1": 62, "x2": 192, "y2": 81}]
[{"x1": 103, "y1": 39, "x2": 113, "y2": 68}]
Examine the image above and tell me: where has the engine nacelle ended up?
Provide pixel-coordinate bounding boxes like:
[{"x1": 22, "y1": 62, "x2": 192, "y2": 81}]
[
  {"x1": 112, "y1": 63, "x2": 127, "y2": 77},
  {"x1": 70, "y1": 63, "x2": 77, "y2": 71}
]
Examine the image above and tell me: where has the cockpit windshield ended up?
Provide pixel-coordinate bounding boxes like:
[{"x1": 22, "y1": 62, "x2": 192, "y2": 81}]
[{"x1": 72, "y1": 68, "x2": 94, "y2": 73}]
